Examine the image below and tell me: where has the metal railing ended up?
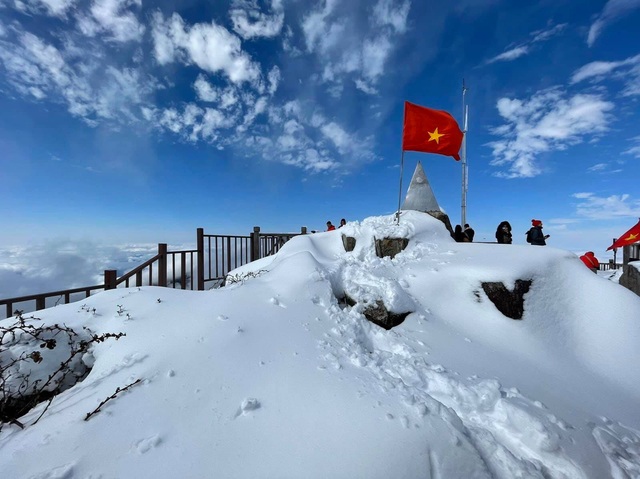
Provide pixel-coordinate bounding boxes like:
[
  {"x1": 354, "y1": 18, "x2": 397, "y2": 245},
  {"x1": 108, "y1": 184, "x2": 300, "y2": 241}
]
[{"x1": 0, "y1": 225, "x2": 307, "y2": 319}]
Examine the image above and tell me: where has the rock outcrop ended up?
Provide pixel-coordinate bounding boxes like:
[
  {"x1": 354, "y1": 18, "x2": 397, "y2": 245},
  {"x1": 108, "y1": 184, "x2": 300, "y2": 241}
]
[
  {"x1": 344, "y1": 296, "x2": 411, "y2": 330},
  {"x1": 620, "y1": 262, "x2": 640, "y2": 297},
  {"x1": 374, "y1": 238, "x2": 409, "y2": 259},
  {"x1": 481, "y1": 280, "x2": 532, "y2": 320}
]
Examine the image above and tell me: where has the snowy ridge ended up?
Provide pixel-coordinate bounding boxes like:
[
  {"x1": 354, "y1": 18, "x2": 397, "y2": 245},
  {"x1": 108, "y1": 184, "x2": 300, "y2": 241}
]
[{"x1": 1, "y1": 212, "x2": 639, "y2": 478}]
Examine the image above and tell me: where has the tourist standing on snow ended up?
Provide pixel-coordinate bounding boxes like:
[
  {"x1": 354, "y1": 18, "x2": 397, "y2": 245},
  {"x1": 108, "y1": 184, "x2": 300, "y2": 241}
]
[
  {"x1": 495, "y1": 221, "x2": 512, "y2": 244},
  {"x1": 326, "y1": 221, "x2": 336, "y2": 231},
  {"x1": 454, "y1": 225, "x2": 470, "y2": 242},
  {"x1": 464, "y1": 224, "x2": 475, "y2": 242},
  {"x1": 526, "y1": 219, "x2": 549, "y2": 246},
  {"x1": 339, "y1": 218, "x2": 347, "y2": 228},
  {"x1": 580, "y1": 251, "x2": 600, "y2": 273}
]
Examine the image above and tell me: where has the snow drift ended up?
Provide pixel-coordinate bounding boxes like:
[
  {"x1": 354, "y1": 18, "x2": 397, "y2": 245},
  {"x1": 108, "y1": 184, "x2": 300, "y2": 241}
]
[{"x1": 1, "y1": 211, "x2": 639, "y2": 478}]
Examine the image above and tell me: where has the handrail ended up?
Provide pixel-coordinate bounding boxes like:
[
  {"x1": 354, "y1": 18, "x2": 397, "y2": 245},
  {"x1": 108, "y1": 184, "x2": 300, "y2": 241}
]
[
  {"x1": 1, "y1": 225, "x2": 307, "y2": 320},
  {"x1": 1, "y1": 284, "x2": 105, "y2": 319},
  {"x1": 115, "y1": 253, "x2": 162, "y2": 286}
]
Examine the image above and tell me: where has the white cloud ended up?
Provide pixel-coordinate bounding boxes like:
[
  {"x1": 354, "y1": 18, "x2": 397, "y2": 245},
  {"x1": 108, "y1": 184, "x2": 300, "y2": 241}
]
[
  {"x1": 320, "y1": 122, "x2": 350, "y2": 153},
  {"x1": 219, "y1": 87, "x2": 239, "y2": 109},
  {"x1": 571, "y1": 54, "x2": 640, "y2": 97},
  {"x1": 572, "y1": 192, "x2": 640, "y2": 219},
  {"x1": 230, "y1": 0, "x2": 284, "y2": 40},
  {"x1": 625, "y1": 146, "x2": 640, "y2": 157},
  {"x1": 301, "y1": 0, "x2": 408, "y2": 95},
  {"x1": 624, "y1": 136, "x2": 640, "y2": 158},
  {"x1": 373, "y1": 0, "x2": 410, "y2": 34},
  {"x1": 362, "y1": 35, "x2": 391, "y2": 81},
  {"x1": 530, "y1": 23, "x2": 567, "y2": 43},
  {"x1": 485, "y1": 23, "x2": 566, "y2": 65},
  {"x1": 238, "y1": 95, "x2": 268, "y2": 131},
  {"x1": 240, "y1": 101, "x2": 377, "y2": 173},
  {"x1": 0, "y1": 29, "x2": 157, "y2": 124},
  {"x1": 488, "y1": 88, "x2": 614, "y2": 178},
  {"x1": 147, "y1": 103, "x2": 236, "y2": 143},
  {"x1": 266, "y1": 65, "x2": 280, "y2": 95},
  {"x1": 82, "y1": 0, "x2": 144, "y2": 43},
  {"x1": 11, "y1": 0, "x2": 77, "y2": 17},
  {"x1": 486, "y1": 46, "x2": 529, "y2": 64},
  {"x1": 354, "y1": 79, "x2": 377, "y2": 95},
  {"x1": 587, "y1": 0, "x2": 640, "y2": 47},
  {"x1": 588, "y1": 163, "x2": 608, "y2": 172},
  {"x1": 193, "y1": 74, "x2": 219, "y2": 102},
  {"x1": 151, "y1": 12, "x2": 261, "y2": 86},
  {"x1": 0, "y1": 1, "x2": 377, "y2": 176}
]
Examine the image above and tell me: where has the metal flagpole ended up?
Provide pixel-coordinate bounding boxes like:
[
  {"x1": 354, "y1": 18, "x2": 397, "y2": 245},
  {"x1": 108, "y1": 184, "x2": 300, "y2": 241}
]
[
  {"x1": 461, "y1": 80, "x2": 469, "y2": 227},
  {"x1": 396, "y1": 103, "x2": 407, "y2": 224},
  {"x1": 396, "y1": 153, "x2": 406, "y2": 224}
]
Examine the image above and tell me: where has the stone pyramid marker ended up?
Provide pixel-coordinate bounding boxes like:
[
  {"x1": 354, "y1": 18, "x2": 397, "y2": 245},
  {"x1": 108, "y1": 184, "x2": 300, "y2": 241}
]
[{"x1": 401, "y1": 161, "x2": 440, "y2": 212}]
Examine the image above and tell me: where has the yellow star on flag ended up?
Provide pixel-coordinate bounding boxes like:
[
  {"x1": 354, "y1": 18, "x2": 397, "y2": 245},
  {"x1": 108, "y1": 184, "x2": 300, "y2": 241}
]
[
  {"x1": 624, "y1": 233, "x2": 639, "y2": 241},
  {"x1": 428, "y1": 127, "x2": 445, "y2": 144}
]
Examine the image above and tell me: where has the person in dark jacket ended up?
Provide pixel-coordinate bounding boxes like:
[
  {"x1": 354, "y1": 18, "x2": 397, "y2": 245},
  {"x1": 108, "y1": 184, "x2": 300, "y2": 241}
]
[
  {"x1": 495, "y1": 221, "x2": 512, "y2": 244},
  {"x1": 454, "y1": 224, "x2": 470, "y2": 242},
  {"x1": 527, "y1": 219, "x2": 549, "y2": 246},
  {"x1": 580, "y1": 251, "x2": 599, "y2": 273},
  {"x1": 464, "y1": 224, "x2": 475, "y2": 242}
]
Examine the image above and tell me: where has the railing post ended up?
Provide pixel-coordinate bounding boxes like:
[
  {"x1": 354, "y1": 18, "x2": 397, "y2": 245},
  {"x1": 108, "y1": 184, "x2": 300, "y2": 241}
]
[
  {"x1": 250, "y1": 226, "x2": 260, "y2": 261},
  {"x1": 35, "y1": 296, "x2": 46, "y2": 310},
  {"x1": 6, "y1": 302, "x2": 13, "y2": 318},
  {"x1": 197, "y1": 228, "x2": 204, "y2": 291},
  {"x1": 158, "y1": 243, "x2": 168, "y2": 287},
  {"x1": 104, "y1": 270, "x2": 117, "y2": 290},
  {"x1": 301, "y1": 226, "x2": 307, "y2": 234}
]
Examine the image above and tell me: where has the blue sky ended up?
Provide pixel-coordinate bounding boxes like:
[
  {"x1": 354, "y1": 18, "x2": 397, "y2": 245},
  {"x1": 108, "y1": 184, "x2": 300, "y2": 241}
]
[{"x1": 0, "y1": 0, "x2": 639, "y2": 256}]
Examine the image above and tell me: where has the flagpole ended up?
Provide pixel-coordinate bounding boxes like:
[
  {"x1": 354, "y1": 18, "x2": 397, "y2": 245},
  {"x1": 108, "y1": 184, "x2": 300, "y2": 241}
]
[
  {"x1": 396, "y1": 103, "x2": 407, "y2": 224},
  {"x1": 461, "y1": 80, "x2": 469, "y2": 227},
  {"x1": 396, "y1": 151, "x2": 406, "y2": 224}
]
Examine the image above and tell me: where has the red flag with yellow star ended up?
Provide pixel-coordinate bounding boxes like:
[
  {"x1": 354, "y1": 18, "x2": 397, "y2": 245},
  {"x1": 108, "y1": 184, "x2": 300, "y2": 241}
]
[
  {"x1": 402, "y1": 101, "x2": 464, "y2": 160},
  {"x1": 607, "y1": 219, "x2": 640, "y2": 250}
]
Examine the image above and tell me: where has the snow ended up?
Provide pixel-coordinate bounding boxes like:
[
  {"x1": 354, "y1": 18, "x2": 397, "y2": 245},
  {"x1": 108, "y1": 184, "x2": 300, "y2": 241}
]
[{"x1": 1, "y1": 211, "x2": 639, "y2": 478}]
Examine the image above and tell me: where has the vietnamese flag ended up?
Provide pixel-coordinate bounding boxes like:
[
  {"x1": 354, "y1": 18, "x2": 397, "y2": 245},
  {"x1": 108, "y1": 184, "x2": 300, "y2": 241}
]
[
  {"x1": 607, "y1": 219, "x2": 640, "y2": 250},
  {"x1": 402, "y1": 101, "x2": 464, "y2": 160}
]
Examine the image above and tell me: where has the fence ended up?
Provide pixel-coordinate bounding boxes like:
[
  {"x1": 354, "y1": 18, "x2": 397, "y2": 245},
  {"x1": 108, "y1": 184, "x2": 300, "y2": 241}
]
[
  {"x1": 0, "y1": 226, "x2": 306, "y2": 320},
  {"x1": 599, "y1": 260, "x2": 623, "y2": 271}
]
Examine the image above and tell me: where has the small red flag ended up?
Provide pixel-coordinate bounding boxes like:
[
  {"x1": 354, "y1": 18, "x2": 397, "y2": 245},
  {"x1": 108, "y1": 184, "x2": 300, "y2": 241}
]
[
  {"x1": 402, "y1": 101, "x2": 464, "y2": 160},
  {"x1": 607, "y1": 219, "x2": 640, "y2": 250}
]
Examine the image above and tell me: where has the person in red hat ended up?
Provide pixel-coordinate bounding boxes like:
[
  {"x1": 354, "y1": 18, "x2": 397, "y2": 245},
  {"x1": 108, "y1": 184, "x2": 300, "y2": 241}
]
[
  {"x1": 579, "y1": 251, "x2": 599, "y2": 273},
  {"x1": 526, "y1": 219, "x2": 550, "y2": 246}
]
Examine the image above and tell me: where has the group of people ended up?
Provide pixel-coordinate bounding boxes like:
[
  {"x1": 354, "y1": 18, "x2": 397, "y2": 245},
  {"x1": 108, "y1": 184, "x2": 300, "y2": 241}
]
[
  {"x1": 325, "y1": 216, "x2": 599, "y2": 271},
  {"x1": 496, "y1": 219, "x2": 599, "y2": 272},
  {"x1": 492, "y1": 219, "x2": 549, "y2": 246},
  {"x1": 453, "y1": 224, "x2": 475, "y2": 242},
  {"x1": 453, "y1": 219, "x2": 551, "y2": 245},
  {"x1": 326, "y1": 219, "x2": 347, "y2": 231}
]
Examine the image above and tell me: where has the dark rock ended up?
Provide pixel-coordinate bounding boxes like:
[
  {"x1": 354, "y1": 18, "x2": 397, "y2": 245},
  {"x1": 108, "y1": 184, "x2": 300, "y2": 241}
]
[
  {"x1": 481, "y1": 280, "x2": 532, "y2": 319},
  {"x1": 375, "y1": 238, "x2": 409, "y2": 259},
  {"x1": 362, "y1": 300, "x2": 411, "y2": 330},
  {"x1": 342, "y1": 295, "x2": 411, "y2": 330},
  {"x1": 620, "y1": 261, "x2": 640, "y2": 297},
  {"x1": 342, "y1": 235, "x2": 356, "y2": 252}
]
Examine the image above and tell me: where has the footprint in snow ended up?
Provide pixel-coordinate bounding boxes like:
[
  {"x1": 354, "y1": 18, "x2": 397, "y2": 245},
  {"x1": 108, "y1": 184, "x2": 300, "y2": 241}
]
[
  {"x1": 30, "y1": 462, "x2": 75, "y2": 479},
  {"x1": 233, "y1": 398, "x2": 261, "y2": 418},
  {"x1": 217, "y1": 315, "x2": 229, "y2": 321},
  {"x1": 132, "y1": 435, "x2": 162, "y2": 454},
  {"x1": 269, "y1": 297, "x2": 286, "y2": 308}
]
